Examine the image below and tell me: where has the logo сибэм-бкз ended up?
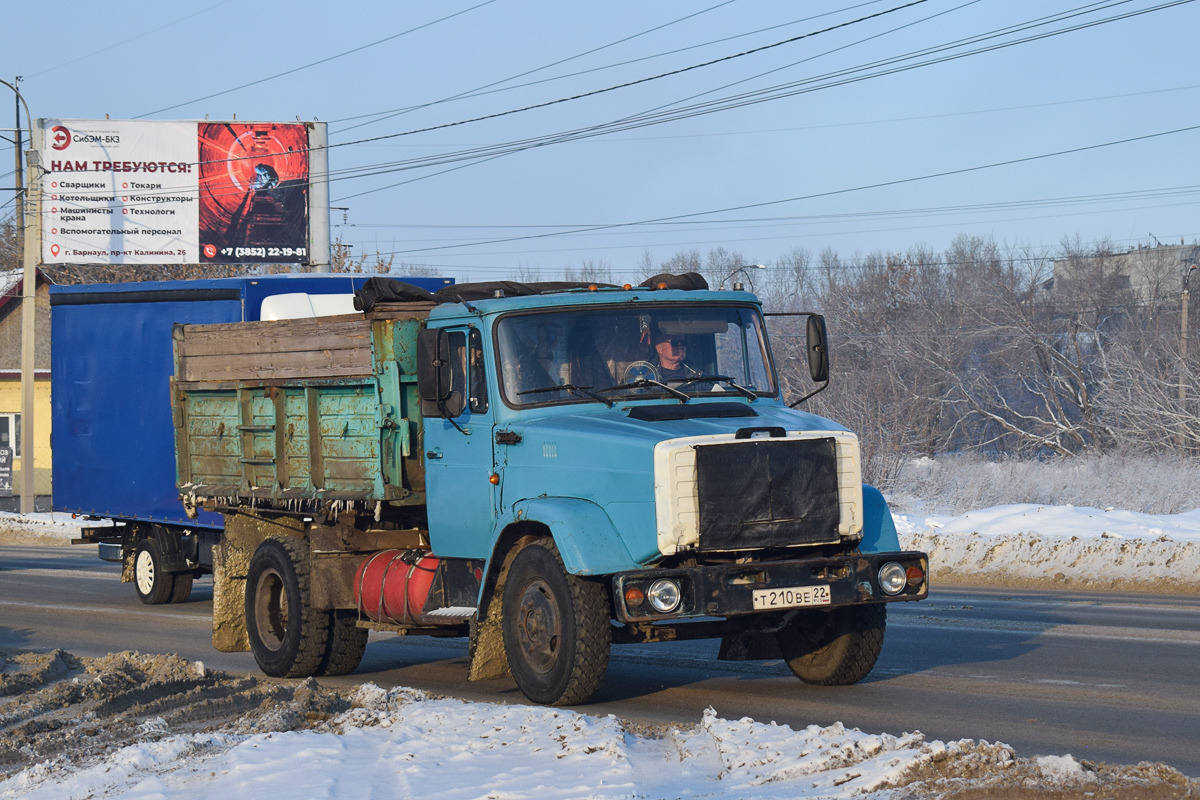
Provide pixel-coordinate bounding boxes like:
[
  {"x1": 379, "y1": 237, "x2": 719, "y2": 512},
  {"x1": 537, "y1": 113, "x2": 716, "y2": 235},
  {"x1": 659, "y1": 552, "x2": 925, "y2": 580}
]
[{"x1": 50, "y1": 126, "x2": 70, "y2": 151}]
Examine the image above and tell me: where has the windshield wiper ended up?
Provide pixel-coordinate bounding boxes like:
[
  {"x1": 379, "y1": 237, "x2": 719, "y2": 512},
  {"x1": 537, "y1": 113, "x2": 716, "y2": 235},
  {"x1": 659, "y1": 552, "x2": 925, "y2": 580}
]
[
  {"x1": 668, "y1": 374, "x2": 758, "y2": 401},
  {"x1": 597, "y1": 378, "x2": 689, "y2": 403},
  {"x1": 517, "y1": 383, "x2": 614, "y2": 407}
]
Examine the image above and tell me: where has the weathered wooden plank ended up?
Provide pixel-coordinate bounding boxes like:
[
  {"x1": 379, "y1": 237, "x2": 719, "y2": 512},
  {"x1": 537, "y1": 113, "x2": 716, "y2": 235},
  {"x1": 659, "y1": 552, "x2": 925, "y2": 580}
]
[
  {"x1": 366, "y1": 302, "x2": 436, "y2": 318},
  {"x1": 182, "y1": 348, "x2": 373, "y2": 382},
  {"x1": 177, "y1": 314, "x2": 364, "y2": 335},
  {"x1": 187, "y1": 438, "x2": 242, "y2": 457},
  {"x1": 181, "y1": 319, "x2": 372, "y2": 358}
]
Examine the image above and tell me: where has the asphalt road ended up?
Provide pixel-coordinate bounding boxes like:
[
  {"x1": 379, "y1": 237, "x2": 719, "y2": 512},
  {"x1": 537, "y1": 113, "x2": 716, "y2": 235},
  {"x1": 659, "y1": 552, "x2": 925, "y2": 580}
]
[{"x1": 2, "y1": 541, "x2": 1198, "y2": 777}]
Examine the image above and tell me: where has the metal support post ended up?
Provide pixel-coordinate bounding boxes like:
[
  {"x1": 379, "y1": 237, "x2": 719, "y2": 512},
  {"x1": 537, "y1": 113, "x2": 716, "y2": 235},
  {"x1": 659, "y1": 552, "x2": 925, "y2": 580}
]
[
  {"x1": 308, "y1": 121, "x2": 330, "y2": 273},
  {"x1": 19, "y1": 141, "x2": 40, "y2": 513},
  {"x1": 12, "y1": 77, "x2": 22, "y2": 247}
]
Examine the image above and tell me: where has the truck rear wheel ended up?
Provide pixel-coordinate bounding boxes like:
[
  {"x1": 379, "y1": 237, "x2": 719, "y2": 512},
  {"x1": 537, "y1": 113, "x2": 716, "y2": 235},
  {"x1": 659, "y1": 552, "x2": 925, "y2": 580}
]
[
  {"x1": 501, "y1": 539, "x2": 610, "y2": 706},
  {"x1": 133, "y1": 539, "x2": 175, "y2": 605},
  {"x1": 318, "y1": 610, "x2": 369, "y2": 676},
  {"x1": 169, "y1": 571, "x2": 194, "y2": 604},
  {"x1": 245, "y1": 537, "x2": 329, "y2": 678},
  {"x1": 777, "y1": 603, "x2": 887, "y2": 686}
]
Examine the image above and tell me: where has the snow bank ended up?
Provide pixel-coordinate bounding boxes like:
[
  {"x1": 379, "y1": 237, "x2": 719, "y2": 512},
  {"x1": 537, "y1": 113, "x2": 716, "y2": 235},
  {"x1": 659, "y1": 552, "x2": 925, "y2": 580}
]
[
  {"x1": 3, "y1": 677, "x2": 1193, "y2": 799},
  {"x1": 895, "y1": 503, "x2": 1200, "y2": 590},
  {"x1": 0, "y1": 512, "x2": 101, "y2": 543},
  {"x1": 0, "y1": 689, "x2": 952, "y2": 800}
]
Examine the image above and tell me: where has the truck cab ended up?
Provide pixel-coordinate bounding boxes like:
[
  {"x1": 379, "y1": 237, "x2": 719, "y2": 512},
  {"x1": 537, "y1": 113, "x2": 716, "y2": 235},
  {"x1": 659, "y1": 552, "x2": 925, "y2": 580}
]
[{"x1": 171, "y1": 277, "x2": 927, "y2": 705}]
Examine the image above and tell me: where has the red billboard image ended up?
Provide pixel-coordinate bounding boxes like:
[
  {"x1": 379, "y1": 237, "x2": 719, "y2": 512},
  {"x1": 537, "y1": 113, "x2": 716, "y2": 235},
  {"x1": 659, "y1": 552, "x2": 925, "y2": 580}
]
[{"x1": 198, "y1": 122, "x2": 310, "y2": 263}]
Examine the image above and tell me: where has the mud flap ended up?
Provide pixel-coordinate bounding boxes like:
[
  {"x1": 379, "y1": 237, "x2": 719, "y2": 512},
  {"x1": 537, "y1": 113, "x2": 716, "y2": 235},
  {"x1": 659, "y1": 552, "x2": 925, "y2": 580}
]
[
  {"x1": 467, "y1": 614, "x2": 511, "y2": 681},
  {"x1": 467, "y1": 542, "x2": 519, "y2": 682},
  {"x1": 212, "y1": 513, "x2": 306, "y2": 653}
]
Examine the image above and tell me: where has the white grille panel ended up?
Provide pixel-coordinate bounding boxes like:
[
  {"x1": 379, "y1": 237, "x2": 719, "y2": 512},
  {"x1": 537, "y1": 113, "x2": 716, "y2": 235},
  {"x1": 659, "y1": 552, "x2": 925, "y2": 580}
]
[{"x1": 653, "y1": 430, "x2": 862, "y2": 556}]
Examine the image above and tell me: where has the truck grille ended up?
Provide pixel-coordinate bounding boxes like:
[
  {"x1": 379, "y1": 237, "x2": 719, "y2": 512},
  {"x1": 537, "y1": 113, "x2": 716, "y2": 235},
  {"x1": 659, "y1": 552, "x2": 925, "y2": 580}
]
[
  {"x1": 694, "y1": 437, "x2": 841, "y2": 551},
  {"x1": 652, "y1": 431, "x2": 862, "y2": 556}
]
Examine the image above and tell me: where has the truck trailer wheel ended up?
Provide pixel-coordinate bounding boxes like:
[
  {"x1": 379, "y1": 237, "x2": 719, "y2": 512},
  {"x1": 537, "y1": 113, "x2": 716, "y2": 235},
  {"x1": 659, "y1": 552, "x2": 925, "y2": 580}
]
[
  {"x1": 501, "y1": 539, "x2": 610, "y2": 706},
  {"x1": 169, "y1": 572, "x2": 194, "y2": 604},
  {"x1": 245, "y1": 537, "x2": 329, "y2": 678},
  {"x1": 317, "y1": 610, "x2": 369, "y2": 676},
  {"x1": 777, "y1": 603, "x2": 887, "y2": 686},
  {"x1": 133, "y1": 539, "x2": 175, "y2": 605}
]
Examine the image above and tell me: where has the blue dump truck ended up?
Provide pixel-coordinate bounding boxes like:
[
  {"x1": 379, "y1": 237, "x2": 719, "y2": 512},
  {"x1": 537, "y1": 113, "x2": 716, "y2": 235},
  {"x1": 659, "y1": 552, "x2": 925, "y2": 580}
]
[
  {"x1": 170, "y1": 274, "x2": 927, "y2": 705},
  {"x1": 50, "y1": 274, "x2": 452, "y2": 604}
]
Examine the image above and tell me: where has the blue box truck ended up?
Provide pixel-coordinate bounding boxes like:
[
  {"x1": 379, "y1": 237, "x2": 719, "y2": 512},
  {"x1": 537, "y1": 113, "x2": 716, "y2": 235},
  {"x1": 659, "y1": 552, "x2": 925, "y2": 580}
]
[{"x1": 50, "y1": 274, "x2": 452, "y2": 605}]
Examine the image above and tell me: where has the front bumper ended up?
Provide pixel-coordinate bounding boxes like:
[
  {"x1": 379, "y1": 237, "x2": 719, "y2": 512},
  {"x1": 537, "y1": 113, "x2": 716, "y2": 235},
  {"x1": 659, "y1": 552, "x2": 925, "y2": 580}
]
[{"x1": 612, "y1": 550, "x2": 927, "y2": 623}]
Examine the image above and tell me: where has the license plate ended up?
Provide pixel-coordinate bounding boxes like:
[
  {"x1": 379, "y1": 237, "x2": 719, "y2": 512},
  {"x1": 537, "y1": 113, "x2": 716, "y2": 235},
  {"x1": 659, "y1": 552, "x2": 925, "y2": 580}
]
[{"x1": 751, "y1": 584, "x2": 831, "y2": 610}]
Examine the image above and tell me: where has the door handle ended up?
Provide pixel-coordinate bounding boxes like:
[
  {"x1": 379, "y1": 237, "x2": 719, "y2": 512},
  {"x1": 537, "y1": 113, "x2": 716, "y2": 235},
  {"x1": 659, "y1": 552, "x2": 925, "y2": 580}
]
[{"x1": 426, "y1": 449, "x2": 443, "y2": 460}]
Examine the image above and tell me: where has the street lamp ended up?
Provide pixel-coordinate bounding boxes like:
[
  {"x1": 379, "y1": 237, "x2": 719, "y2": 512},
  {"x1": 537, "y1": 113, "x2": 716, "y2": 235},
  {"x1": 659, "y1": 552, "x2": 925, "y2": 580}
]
[{"x1": 719, "y1": 263, "x2": 766, "y2": 292}]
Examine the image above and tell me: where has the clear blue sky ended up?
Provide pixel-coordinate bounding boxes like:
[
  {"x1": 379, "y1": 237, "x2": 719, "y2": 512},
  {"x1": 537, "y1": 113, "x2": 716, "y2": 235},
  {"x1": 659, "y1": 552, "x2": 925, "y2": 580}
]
[{"x1": 4, "y1": 0, "x2": 1199, "y2": 282}]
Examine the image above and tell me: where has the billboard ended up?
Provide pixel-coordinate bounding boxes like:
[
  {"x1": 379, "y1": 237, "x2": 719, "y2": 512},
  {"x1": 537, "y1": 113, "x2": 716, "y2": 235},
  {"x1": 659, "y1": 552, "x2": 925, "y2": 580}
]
[{"x1": 41, "y1": 119, "x2": 318, "y2": 265}]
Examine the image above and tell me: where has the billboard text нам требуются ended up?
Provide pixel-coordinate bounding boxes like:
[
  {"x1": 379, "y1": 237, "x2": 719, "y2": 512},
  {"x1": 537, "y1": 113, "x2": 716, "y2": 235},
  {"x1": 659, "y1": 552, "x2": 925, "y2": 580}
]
[{"x1": 41, "y1": 119, "x2": 311, "y2": 265}]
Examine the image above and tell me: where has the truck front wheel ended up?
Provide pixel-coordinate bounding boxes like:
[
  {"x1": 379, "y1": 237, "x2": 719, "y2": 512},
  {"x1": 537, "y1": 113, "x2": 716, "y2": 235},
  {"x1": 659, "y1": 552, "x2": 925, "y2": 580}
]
[
  {"x1": 777, "y1": 603, "x2": 887, "y2": 686},
  {"x1": 245, "y1": 537, "x2": 329, "y2": 678},
  {"x1": 501, "y1": 539, "x2": 610, "y2": 706},
  {"x1": 133, "y1": 539, "x2": 175, "y2": 605}
]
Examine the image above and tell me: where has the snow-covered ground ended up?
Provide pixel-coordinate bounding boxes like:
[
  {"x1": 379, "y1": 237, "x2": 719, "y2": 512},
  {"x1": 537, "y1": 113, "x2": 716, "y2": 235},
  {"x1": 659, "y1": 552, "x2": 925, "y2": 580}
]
[
  {"x1": 0, "y1": 512, "x2": 93, "y2": 539},
  {"x1": 2, "y1": 677, "x2": 1185, "y2": 800},
  {"x1": 895, "y1": 503, "x2": 1200, "y2": 591}
]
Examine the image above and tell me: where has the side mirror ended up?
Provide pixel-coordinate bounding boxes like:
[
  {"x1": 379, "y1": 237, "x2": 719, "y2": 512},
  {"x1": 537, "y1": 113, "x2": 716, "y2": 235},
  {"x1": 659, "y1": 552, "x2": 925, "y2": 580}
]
[
  {"x1": 417, "y1": 328, "x2": 452, "y2": 403},
  {"x1": 417, "y1": 328, "x2": 465, "y2": 418},
  {"x1": 806, "y1": 314, "x2": 829, "y2": 383}
]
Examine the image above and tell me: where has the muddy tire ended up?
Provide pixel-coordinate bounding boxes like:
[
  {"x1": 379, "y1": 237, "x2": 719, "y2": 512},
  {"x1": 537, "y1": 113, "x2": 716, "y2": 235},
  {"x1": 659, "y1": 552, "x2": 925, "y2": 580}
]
[
  {"x1": 318, "y1": 610, "x2": 369, "y2": 676},
  {"x1": 777, "y1": 603, "x2": 887, "y2": 686},
  {"x1": 133, "y1": 539, "x2": 175, "y2": 605},
  {"x1": 245, "y1": 537, "x2": 329, "y2": 678},
  {"x1": 168, "y1": 571, "x2": 194, "y2": 604},
  {"x1": 501, "y1": 539, "x2": 610, "y2": 706}
]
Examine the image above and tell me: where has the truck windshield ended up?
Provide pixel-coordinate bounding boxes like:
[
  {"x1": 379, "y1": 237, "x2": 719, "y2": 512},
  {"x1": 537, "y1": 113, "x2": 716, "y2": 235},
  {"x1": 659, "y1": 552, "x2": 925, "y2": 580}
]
[{"x1": 496, "y1": 304, "x2": 776, "y2": 406}]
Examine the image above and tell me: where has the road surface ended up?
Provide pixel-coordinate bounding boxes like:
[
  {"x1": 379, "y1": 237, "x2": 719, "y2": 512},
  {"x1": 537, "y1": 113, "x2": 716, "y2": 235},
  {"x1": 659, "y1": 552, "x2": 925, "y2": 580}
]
[{"x1": 2, "y1": 541, "x2": 1197, "y2": 777}]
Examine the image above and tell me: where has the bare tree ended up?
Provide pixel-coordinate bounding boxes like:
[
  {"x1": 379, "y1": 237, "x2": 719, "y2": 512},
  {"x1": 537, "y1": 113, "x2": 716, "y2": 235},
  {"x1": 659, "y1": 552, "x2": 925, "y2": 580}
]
[{"x1": 564, "y1": 258, "x2": 614, "y2": 283}]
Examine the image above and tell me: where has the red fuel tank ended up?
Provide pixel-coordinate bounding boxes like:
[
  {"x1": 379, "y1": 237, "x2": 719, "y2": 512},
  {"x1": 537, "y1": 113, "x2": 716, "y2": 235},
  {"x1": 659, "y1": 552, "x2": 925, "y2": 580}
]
[{"x1": 354, "y1": 550, "x2": 439, "y2": 626}]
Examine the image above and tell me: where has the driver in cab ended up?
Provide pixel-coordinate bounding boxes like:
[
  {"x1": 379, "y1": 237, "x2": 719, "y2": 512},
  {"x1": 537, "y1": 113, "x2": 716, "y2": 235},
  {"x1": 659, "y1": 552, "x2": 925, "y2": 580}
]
[{"x1": 651, "y1": 327, "x2": 701, "y2": 381}]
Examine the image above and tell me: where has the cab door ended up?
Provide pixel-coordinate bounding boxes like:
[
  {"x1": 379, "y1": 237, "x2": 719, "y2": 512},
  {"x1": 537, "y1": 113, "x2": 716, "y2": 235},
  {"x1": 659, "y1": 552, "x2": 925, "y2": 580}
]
[{"x1": 422, "y1": 326, "x2": 497, "y2": 558}]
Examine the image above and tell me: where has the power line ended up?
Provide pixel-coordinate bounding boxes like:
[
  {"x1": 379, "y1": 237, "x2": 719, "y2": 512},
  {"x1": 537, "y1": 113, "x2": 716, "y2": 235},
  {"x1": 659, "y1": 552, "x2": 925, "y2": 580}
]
[
  {"x1": 331, "y1": 0, "x2": 890, "y2": 134},
  {"x1": 315, "y1": 78, "x2": 1200, "y2": 154},
  {"x1": 342, "y1": 183, "x2": 1200, "y2": 230},
  {"x1": 326, "y1": 0, "x2": 933, "y2": 151},
  {"x1": 333, "y1": 0, "x2": 746, "y2": 135},
  {"x1": 342, "y1": 196, "x2": 1200, "y2": 260},
  {"x1": 36, "y1": 0, "x2": 930, "y2": 214},
  {"x1": 542, "y1": 0, "x2": 1178, "y2": 146},
  {"x1": 616, "y1": 0, "x2": 983, "y2": 137},
  {"x1": 328, "y1": 0, "x2": 1189, "y2": 200},
  {"x1": 57, "y1": 0, "x2": 1174, "y2": 207},
  {"x1": 27, "y1": 1, "x2": 235, "y2": 80},
  {"x1": 367, "y1": 121, "x2": 1200, "y2": 256},
  {"x1": 134, "y1": 0, "x2": 499, "y2": 119}
]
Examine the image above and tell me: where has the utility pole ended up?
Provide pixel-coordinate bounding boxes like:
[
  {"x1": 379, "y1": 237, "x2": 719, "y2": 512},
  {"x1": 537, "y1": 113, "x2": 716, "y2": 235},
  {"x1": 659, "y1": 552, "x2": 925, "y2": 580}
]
[
  {"x1": 2, "y1": 79, "x2": 34, "y2": 513},
  {"x1": 20, "y1": 136, "x2": 39, "y2": 513},
  {"x1": 308, "y1": 121, "x2": 331, "y2": 273}
]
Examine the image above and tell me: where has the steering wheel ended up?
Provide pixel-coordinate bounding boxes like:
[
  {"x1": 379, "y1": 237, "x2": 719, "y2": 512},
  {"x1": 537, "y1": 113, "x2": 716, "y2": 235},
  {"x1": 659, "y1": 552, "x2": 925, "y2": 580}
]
[{"x1": 622, "y1": 360, "x2": 661, "y2": 383}]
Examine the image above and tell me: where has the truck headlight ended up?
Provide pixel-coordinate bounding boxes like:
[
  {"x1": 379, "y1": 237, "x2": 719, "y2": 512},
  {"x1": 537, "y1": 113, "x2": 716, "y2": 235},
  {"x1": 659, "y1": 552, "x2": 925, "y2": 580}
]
[
  {"x1": 878, "y1": 562, "x2": 906, "y2": 595},
  {"x1": 647, "y1": 579, "x2": 681, "y2": 613}
]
